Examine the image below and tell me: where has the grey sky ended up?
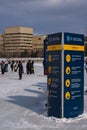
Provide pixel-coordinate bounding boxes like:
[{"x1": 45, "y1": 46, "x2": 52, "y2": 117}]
[{"x1": 0, "y1": 0, "x2": 87, "y2": 35}]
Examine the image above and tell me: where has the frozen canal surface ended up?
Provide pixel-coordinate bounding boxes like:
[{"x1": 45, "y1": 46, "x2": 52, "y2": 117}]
[{"x1": 0, "y1": 63, "x2": 87, "y2": 130}]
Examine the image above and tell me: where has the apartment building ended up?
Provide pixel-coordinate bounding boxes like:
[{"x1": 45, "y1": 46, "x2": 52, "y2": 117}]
[
  {"x1": 33, "y1": 35, "x2": 47, "y2": 57},
  {"x1": 0, "y1": 26, "x2": 47, "y2": 58},
  {"x1": 4, "y1": 26, "x2": 33, "y2": 57},
  {"x1": 0, "y1": 34, "x2": 4, "y2": 57}
]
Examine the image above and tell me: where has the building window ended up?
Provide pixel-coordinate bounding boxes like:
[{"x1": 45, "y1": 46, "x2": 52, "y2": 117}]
[{"x1": 38, "y1": 38, "x2": 41, "y2": 40}]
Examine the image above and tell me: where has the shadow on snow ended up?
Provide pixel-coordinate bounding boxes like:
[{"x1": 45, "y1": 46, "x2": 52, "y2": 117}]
[{"x1": 5, "y1": 82, "x2": 47, "y2": 115}]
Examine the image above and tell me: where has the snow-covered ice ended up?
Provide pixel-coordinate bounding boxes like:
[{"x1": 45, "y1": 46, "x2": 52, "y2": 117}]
[{"x1": 0, "y1": 62, "x2": 87, "y2": 130}]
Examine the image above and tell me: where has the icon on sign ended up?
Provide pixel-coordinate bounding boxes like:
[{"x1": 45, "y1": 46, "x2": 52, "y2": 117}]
[
  {"x1": 48, "y1": 54, "x2": 52, "y2": 62},
  {"x1": 48, "y1": 66, "x2": 52, "y2": 73},
  {"x1": 66, "y1": 67, "x2": 71, "y2": 75},
  {"x1": 66, "y1": 54, "x2": 71, "y2": 62},
  {"x1": 47, "y1": 78, "x2": 52, "y2": 85},
  {"x1": 66, "y1": 36, "x2": 71, "y2": 42},
  {"x1": 65, "y1": 79, "x2": 70, "y2": 87},
  {"x1": 65, "y1": 92, "x2": 71, "y2": 100}
]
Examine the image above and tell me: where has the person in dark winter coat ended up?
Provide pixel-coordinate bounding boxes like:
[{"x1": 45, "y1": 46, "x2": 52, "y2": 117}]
[
  {"x1": 10, "y1": 61, "x2": 14, "y2": 71},
  {"x1": 1, "y1": 61, "x2": 5, "y2": 74},
  {"x1": 26, "y1": 60, "x2": 32, "y2": 74},
  {"x1": 18, "y1": 61, "x2": 24, "y2": 79}
]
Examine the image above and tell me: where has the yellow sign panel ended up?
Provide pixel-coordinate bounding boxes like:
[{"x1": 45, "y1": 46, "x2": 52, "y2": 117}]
[
  {"x1": 64, "y1": 45, "x2": 84, "y2": 51},
  {"x1": 47, "y1": 44, "x2": 62, "y2": 51},
  {"x1": 47, "y1": 44, "x2": 84, "y2": 51},
  {"x1": 65, "y1": 92, "x2": 71, "y2": 100}
]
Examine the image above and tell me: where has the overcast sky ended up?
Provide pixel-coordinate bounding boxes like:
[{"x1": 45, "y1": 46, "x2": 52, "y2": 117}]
[{"x1": 0, "y1": 0, "x2": 87, "y2": 35}]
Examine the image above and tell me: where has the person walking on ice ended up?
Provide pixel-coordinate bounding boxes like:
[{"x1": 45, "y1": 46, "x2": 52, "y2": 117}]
[
  {"x1": 0, "y1": 61, "x2": 5, "y2": 75},
  {"x1": 17, "y1": 61, "x2": 24, "y2": 80}
]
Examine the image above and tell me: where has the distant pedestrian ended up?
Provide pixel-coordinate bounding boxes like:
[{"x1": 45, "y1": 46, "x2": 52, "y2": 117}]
[
  {"x1": 26, "y1": 60, "x2": 32, "y2": 74},
  {"x1": 1, "y1": 61, "x2": 5, "y2": 74},
  {"x1": 10, "y1": 61, "x2": 14, "y2": 71},
  {"x1": 31, "y1": 60, "x2": 34, "y2": 74},
  {"x1": 18, "y1": 61, "x2": 24, "y2": 79},
  {"x1": 14, "y1": 62, "x2": 18, "y2": 72}
]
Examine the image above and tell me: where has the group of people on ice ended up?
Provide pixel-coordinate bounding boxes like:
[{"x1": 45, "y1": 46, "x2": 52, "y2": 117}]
[{"x1": 0, "y1": 60, "x2": 35, "y2": 80}]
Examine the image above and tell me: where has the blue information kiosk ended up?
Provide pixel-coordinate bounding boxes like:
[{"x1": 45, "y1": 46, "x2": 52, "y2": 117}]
[{"x1": 47, "y1": 32, "x2": 84, "y2": 118}]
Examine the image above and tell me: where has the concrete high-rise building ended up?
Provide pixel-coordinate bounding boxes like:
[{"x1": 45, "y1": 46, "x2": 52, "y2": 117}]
[
  {"x1": 4, "y1": 26, "x2": 33, "y2": 57},
  {"x1": 0, "y1": 34, "x2": 4, "y2": 57},
  {"x1": 0, "y1": 26, "x2": 47, "y2": 58},
  {"x1": 33, "y1": 35, "x2": 47, "y2": 57}
]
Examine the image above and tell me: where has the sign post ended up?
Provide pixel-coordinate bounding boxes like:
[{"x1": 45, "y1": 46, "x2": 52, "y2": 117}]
[{"x1": 47, "y1": 32, "x2": 84, "y2": 118}]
